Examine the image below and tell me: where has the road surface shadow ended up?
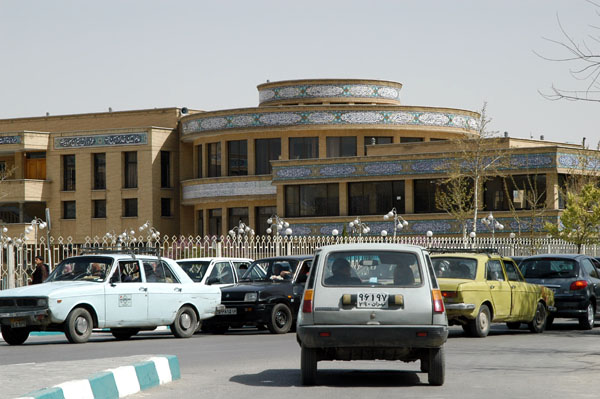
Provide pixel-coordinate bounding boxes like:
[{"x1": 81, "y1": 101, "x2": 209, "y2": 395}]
[{"x1": 230, "y1": 368, "x2": 424, "y2": 387}]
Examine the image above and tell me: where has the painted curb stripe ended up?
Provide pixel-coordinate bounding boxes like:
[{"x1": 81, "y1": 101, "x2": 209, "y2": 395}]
[{"x1": 16, "y1": 355, "x2": 179, "y2": 399}]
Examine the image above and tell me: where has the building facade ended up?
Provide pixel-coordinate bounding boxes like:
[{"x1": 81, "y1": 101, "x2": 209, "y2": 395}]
[{"x1": 0, "y1": 79, "x2": 590, "y2": 241}]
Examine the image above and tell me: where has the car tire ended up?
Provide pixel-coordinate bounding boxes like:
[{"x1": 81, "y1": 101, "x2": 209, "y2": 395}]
[
  {"x1": 428, "y1": 347, "x2": 445, "y2": 386},
  {"x1": 301, "y1": 345, "x2": 318, "y2": 385},
  {"x1": 528, "y1": 302, "x2": 547, "y2": 333},
  {"x1": 579, "y1": 302, "x2": 595, "y2": 330},
  {"x1": 506, "y1": 322, "x2": 521, "y2": 330},
  {"x1": 1, "y1": 325, "x2": 30, "y2": 345},
  {"x1": 467, "y1": 304, "x2": 491, "y2": 337},
  {"x1": 267, "y1": 303, "x2": 293, "y2": 334},
  {"x1": 111, "y1": 328, "x2": 139, "y2": 340},
  {"x1": 65, "y1": 307, "x2": 93, "y2": 344},
  {"x1": 171, "y1": 306, "x2": 198, "y2": 338}
]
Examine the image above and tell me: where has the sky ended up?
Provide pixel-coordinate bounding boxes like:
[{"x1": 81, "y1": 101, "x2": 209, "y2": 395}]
[{"x1": 1, "y1": 1, "x2": 599, "y2": 145}]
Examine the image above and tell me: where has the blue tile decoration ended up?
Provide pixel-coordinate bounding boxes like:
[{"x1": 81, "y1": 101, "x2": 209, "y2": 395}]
[
  {"x1": 258, "y1": 83, "x2": 401, "y2": 105},
  {"x1": 557, "y1": 152, "x2": 600, "y2": 170},
  {"x1": 273, "y1": 153, "x2": 558, "y2": 181},
  {"x1": 182, "y1": 109, "x2": 479, "y2": 135},
  {"x1": 182, "y1": 180, "x2": 276, "y2": 200},
  {"x1": 54, "y1": 132, "x2": 147, "y2": 149},
  {"x1": 0, "y1": 135, "x2": 21, "y2": 145}
]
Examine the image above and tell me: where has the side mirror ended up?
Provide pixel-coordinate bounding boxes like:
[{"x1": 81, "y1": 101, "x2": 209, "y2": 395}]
[
  {"x1": 110, "y1": 274, "x2": 120, "y2": 285},
  {"x1": 206, "y1": 277, "x2": 219, "y2": 285}
]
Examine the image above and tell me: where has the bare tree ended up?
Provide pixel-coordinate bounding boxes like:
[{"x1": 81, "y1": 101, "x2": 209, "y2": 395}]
[
  {"x1": 0, "y1": 165, "x2": 15, "y2": 200},
  {"x1": 537, "y1": 1, "x2": 600, "y2": 102},
  {"x1": 435, "y1": 173, "x2": 474, "y2": 243}
]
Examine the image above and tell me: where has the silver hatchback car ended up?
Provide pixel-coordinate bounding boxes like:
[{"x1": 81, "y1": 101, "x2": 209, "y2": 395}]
[{"x1": 296, "y1": 243, "x2": 448, "y2": 385}]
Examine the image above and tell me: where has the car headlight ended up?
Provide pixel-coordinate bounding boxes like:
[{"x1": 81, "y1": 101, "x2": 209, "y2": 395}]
[
  {"x1": 244, "y1": 292, "x2": 258, "y2": 302},
  {"x1": 36, "y1": 298, "x2": 48, "y2": 307}
]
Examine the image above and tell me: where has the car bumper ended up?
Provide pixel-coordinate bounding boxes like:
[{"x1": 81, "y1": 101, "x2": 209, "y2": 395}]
[
  {"x1": 0, "y1": 309, "x2": 51, "y2": 328},
  {"x1": 445, "y1": 303, "x2": 476, "y2": 310},
  {"x1": 297, "y1": 324, "x2": 448, "y2": 349},
  {"x1": 551, "y1": 296, "x2": 590, "y2": 317},
  {"x1": 205, "y1": 302, "x2": 273, "y2": 326}
]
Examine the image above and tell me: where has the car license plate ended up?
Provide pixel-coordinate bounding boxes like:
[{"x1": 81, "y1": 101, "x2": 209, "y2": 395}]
[
  {"x1": 216, "y1": 307, "x2": 237, "y2": 315},
  {"x1": 357, "y1": 293, "x2": 389, "y2": 308},
  {"x1": 10, "y1": 318, "x2": 26, "y2": 328}
]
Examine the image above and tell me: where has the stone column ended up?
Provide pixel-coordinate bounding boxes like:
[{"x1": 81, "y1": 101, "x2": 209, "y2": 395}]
[
  {"x1": 405, "y1": 179, "x2": 414, "y2": 213},
  {"x1": 339, "y1": 182, "x2": 348, "y2": 216},
  {"x1": 546, "y1": 172, "x2": 559, "y2": 209},
  {"x1": 247, "y1": 139, "x2": 255, "y2": 175}
]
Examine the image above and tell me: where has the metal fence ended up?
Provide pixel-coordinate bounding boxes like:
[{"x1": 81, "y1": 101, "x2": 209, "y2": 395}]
[{"x1": 0, "y1": 234, "x2": 595, "y2": 290}]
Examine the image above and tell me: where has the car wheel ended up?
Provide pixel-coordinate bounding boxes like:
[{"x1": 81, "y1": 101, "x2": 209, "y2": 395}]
[
  {"x1": 579, "y1": 302, "x2": 595, "y2": 330},
  {"x1": 506, "y1": 322, "x2": 521, "y2": 330},
  {"x1": 65, "y1": 307, "x2": 93, "y2": 343},
  {"x1": 171, "y1": 306, "x2": 198, "y2": 338},
  {"x1": 267, "y1": 303, "x2": 293, "y2": 334},
  {"x1": 301, "y1": 345, "x2": 318, "y2": 385},
  {"x1": 467, "y1": 305, "x2": 491, "y2": 337},
  {"x1": 428, "y1": 347, "x2": 445, "y2": 386},
  {"x1": 1, "y1": 325, "x2": 30, "y2": 345},
  {"x1": 111, "y1": 328, "x2": 139, "y2": 340},
  {"x1": 528, "y1": 302, "x2": 547, "y2": 333}
]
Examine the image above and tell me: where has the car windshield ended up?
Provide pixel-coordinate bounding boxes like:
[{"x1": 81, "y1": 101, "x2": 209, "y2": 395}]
[
  {"x1": 431, "y1": 257, "x2": 477, "y2": 279},
  {"x1": 323, "y1": 250, "x2": 422, "y2": 287},
  {"x1": 240, "y1": 260, "x2": 294, "y2": 282},
  {"x1": 46, "y1": 256, "x2": 113, "y2": 282},
  {"x1": 520, "y1": 259, "x2": 578, "y2": 279},
  {"x1": 177, "y1": 261, "x2": 211, "y2": 283}
]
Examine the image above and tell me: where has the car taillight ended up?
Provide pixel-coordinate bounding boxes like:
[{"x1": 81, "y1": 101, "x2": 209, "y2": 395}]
[
  {"x1": 302, "y1": 289, "x2": 314, "y2": 313},
  {"x1": 442, "y1": 291, "x2": 456, "y2": 298},
  {"x1": 432, "y1": 289, "x2": 444, "y2": 313},
  {"x1": 570, "y1": 280, "x2": 588, "y2": 290}
]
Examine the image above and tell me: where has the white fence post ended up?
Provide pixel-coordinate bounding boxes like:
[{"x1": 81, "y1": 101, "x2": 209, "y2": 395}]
[{"x1": 7, "y1": 244, "x2": 15, "y2": 289}]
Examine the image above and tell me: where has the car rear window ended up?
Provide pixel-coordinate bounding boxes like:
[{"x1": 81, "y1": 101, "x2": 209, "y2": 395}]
[
  {"x1": 322, "y1": 250, "x2": 422, "y2": 287},
  {"x1": 177, "y1": 261, "x2": 210, "y2": 282},
  {"x1": 520, "y1": 259, "x2": 578, "y2": 279},
  {"x1": 431, "y1": 257, "x2": 477, "y2": 279}
]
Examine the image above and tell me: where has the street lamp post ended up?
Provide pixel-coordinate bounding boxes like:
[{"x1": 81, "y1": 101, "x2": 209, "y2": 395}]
[
  {"x1": 266, "y1": 215, "x2": 292, "y2": 256},
  {"x1": 426, "y1": 230, "x2": 434, "y2": 248},
  {"x1": 481, "y1": 212, "x2": 504, "y2": 245},
  {"x1": 381, "y1": 208, "x2": 408, "y2": 239},
  {"x1": 229, "y1": 220, "x2": 255, "y2": 239},
  {"x1": 348, "y1": 217, "x2": 370, "y2": 237},
  {"x1": 139, "y1": 221, "x2": 161, "y2": 251}
]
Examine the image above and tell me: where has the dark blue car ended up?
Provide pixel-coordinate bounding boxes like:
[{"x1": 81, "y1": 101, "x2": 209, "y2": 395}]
[{"x1": 519, "y1": 254, "x2": 600, "y2": 329}]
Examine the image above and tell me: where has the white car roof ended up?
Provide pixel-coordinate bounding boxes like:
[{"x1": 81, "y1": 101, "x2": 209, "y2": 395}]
[{"x1": 176, "y1": 257, "x2": 253, "y2": 262}]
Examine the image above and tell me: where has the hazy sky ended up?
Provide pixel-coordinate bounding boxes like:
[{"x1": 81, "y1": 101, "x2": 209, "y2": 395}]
[{"x1": 1, "y1": 1, "x2": 599, "y2": 145}]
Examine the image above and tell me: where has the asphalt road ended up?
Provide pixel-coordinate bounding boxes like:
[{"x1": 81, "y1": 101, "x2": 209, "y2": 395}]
[{"x1": 2, "y1": 319, "x2": 600, "y2": 399}]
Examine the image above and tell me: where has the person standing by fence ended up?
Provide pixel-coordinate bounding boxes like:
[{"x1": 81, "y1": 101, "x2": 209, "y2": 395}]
[{"x1": 30, "y1": 255, "x2": 49, "y2": 284}]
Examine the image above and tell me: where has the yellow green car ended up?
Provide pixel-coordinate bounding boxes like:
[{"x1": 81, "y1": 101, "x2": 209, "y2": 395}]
[{"x1": 431, "y1": 251, "x2": 555, "y2": 337}]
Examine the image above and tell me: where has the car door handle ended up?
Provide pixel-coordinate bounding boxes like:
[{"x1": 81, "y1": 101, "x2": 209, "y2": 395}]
[
  {"x1": 511, "y1": 285, "x2": 516, "y2": 289},
  {"x1": 139, "y1": 287, "x2": 148, "y2": 292},
  {"x1": 174, "y1": 287, "x2": 182, "y2": 292},
  {"x1": 489, "y1": 285, "x2": 495, "y2": 289}
]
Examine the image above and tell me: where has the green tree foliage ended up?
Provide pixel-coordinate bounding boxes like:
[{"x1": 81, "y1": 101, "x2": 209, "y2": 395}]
[{"x1": 545, "y1": 183, "x2": 600, "y2": 253}]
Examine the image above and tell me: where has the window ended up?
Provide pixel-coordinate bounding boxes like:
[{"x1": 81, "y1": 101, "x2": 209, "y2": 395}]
[
  {"x1": 363, "y1": 136, "x2": 392, "y2": 155},
  {"x1": 228, "y1": 140, "x2": 248, "y2": 176},
  {"x1": 256, "y1": 206, "x2": 276, "y2": 235},
  {"x1": 196, "y1": 145, "x2": 202, "y2": 178},
  {"x1": 285, "y1": 184, "x2": 339, "y2": 217},
  {"x1": 63, "y1": 201, "x2": 76, "y2": 219},
  {"x1": 123, "y1": 198, "x2": 138, "y2": 217},
  {"x1": 208, "y1": 142, "x2": 221, "y2": 177},
  {"x1": 208, "y1": 262, "x2": 235, "y2": 284},
  {"x1": 161, "y1": 151, "x2": 171, "y2": 188},
  {"x1": 228, "y1": 207, "x2": 249, "y2": 229},
  {"x1": 289, "y1": 137, "x2": 318, "y2": 159},
  {"x1": 123, "y1": 152, "x2": 137, "y2": 188},
  {"x1": 0, "y1": 161, "x2": 5, "y2": 173},
  {"x1": 349, "y1": 181, "x2": 404, "y2": 215},
  {"x1": 504, "y1": 262, "x2": 524, "y2": 281},
  {"x1": 93, "y1": 153, "x2": 106, "y2": 190},
  {"x1": 581, "y1": 258, "x2": 599, "y2": 279},
  {"x1": 400, "y1": 137, "x2": 424, "y2": 143},
  {"x1": 486, "y1": 260, "x2": 505, "y2": 281},
  {"x1": 197, "y1": 210, "x2": 204, "y2": 236},
  {"x1": 208, "y1": 209, "x2": 222, "y2": 236},
  {"x1": 414, "y1": 179, "x2": 444, "y2": 213},
  {"x1": 484, "y1": 175, "x2": 546, "y2": 211},
  {"x1": 326, "y1": 137, "x2": 356, "y2": 158},
  {"x1": 255, "y1": 138, "x2": 281, "y2": 175},
  {"x1": 63, "y1": 155, "x2": 76, "y2": 191},
  {"x1": 93, "y1": 200, "x2": 106, "y2": 218},
  {"x1": 161, "y1": 198, "x2": 171, "y2": 217}
]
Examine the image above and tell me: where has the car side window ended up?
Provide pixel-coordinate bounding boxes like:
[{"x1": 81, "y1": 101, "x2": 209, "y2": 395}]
[
  {"x1": 591, "y1": 259, "x2": 600, "y2": 277},
  {"x1": 143, "y1": 260, "x2": 166, "y2": 283},
  {"x1": 503, "y1": 261, "x2": 524, "y2": 282},
  {"x1": 233, "y1": 261, "x2": 251, "y2": 279},
  {"x1": 209, "y1": 262, "x2": 234, "y2": 284},
  {"x1": 160, "y1": 261, "x2": 178, "y2": 283},
  {"x1": 486, "y1": 260, "x2": 504, "y2": 281},
  {"x1": 119, "y1": 261, "x2": 141, "y2": 283},
  {"x1": 581, "y1": 258, "x2": 599, "y2": 279},
  {"x1": 295, "y1": 260, "x2": 312, "y2": 284}
]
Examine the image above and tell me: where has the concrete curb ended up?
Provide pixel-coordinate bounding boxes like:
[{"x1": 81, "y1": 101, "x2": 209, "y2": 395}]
[{"x1": 15, "y1": 355, "x2": 180, "y2": 399}]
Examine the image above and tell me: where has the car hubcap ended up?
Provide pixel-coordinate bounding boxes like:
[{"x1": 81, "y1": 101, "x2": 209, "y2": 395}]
[
  {"x1": 479, "y1": 312, "x2": 488, "y2": 331},
  {"x1": 180, "y1": 312, "x2": 192, "y2": 330},
  {"x1": 275, "y1": 310, "x2": 287, "y2": 327},
  {"x1": 588, "y1": 305, "x2": 594, "y2": 325},
  {"x1": 75, "y1": 316, "x2": 89, "y2": 335}
]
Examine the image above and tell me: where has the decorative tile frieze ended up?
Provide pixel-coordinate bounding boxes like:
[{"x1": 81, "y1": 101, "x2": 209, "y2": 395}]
[
  {"x1": 319, "y1": 165, "x2": 357, "y2": 177},
  {"x1": 182, "y1": 180, "x2": 276, "y2": 200},
  {"x1": 557, "y1": 152, "x2": 600, "y2": 170},
  {"x1": 0, "y1": 135, "x2": 21, "y2": 145},
  {"x1": 258, "y1": 83, "x2": 400, "y2": 105},
  {"x1": 182, "y1": 109, "x2": 479, "y2": 135},
  {"x1": 54, "y1": 132, "x2": 147, "y2": 149}
]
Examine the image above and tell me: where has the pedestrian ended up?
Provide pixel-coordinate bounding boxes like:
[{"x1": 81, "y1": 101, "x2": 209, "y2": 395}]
[{"x1": 31, "y1": 255, "x2": 49, "y2": 284}]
